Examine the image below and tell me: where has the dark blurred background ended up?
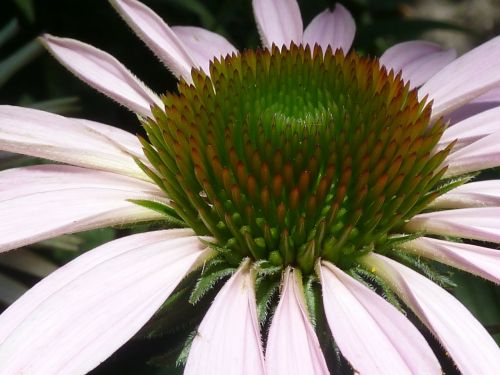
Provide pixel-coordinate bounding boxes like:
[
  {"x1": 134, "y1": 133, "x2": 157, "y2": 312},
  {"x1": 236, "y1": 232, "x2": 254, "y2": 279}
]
[
  {"x1": 0, "y1": 0, "x2": 499, "y2": 373},
  {"x1": 1, "y1": 0, "x2": 498, "y2": 134}
]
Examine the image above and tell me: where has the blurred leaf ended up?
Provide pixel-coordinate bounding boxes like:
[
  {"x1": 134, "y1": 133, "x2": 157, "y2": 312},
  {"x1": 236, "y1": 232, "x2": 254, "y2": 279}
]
[
  {"x1": 0, "y1": 39, "x2": 44, "y2": 87},
  {"x1": 23, "y1": 96, "x2": 82, "y2": 115},
  {"x1": 352, "y1": 0, "x2": 412, "y2": 11},
  {"x1": 0, "y1": 249, "x2": 57, "y2": 277},
  {"x1": 358, "y1": 18, "x2": 473, "y2": 51},
  {"x1": 160, "y1": 0, "x2": 215, "y2": 28},
  {"x1": 0, "y1": 19, "x2": 20, "y2": 48},
  {"x1": 13, "y1": 0, "x2": 36, "y2": 23},
  {"x1": 453, "y1": 271, "x2": 500, "y2": 344},
  {"x1": 0, "y1": 273, "x2": 27, "y2": 305},
  {"x1": 37, "y1": 234, "x2": 83, "y2": 252}
]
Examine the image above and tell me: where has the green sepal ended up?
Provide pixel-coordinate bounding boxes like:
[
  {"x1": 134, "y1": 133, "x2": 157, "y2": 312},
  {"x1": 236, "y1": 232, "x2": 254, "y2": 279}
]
[
  {"x1": 350, "y1": 266, "x2": 403, "y2": 311},
  {"x1": 175, "y1": 330, "x2": 197, "y2": 367},
  {"x1": 253, "y1": 259, "x2": 283, "y2": 277},
  {"x1": 388, "y1": 250, "x2": 457, "y2": 289},
  {"x1": 430, "y1": 172, "x2": 477, "y2": 199},
  {"x1": 127, "y1": 199, "x2": 186, "y2": 227},
  {"x1": 189, "y1": 257, "x2": 236, "y2": 304},
  {"x1": 303, "y1": 274, "x2": 320, "y2": 327},
  {"x1": 255, "y1": 274, "x2": 280, "y2": 324}
]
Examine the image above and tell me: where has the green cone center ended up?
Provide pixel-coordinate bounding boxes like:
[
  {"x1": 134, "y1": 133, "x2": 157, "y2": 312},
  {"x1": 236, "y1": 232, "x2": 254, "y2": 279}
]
[{"x1": 142, "y1": 44, "x2": 451, "y2": 273}]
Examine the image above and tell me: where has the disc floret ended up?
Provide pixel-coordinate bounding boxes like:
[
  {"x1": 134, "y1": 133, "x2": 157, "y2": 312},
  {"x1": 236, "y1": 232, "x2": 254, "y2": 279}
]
[{"x1": 141, "y1": 44, "x2": 451, "y2": 274}]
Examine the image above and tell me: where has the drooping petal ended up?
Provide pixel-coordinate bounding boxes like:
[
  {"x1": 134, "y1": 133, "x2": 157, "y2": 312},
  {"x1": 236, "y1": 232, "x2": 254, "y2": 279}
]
[
  {"x1": 400, "y1": 237, "x2": 500, "y2": 284},
  {"x1": 0, "y1": 249, "x2": 57, "y2": 278},
  {"x1": 0, "y1": 106, "x2": 147, "y2": 180},
  {"x1": 42, "y1": 34, "x2": 162, "y2": 116},
  {"x1": 303, "y1": 4, "x2": 355, "y2": 53},
  {"x1": 438, "y1": 106, "x2": 500, "y2": 151},
  {"x1": 0, "y1": 165, "x2": 167, "y2": 251},
  {"x1": 406, "y1": 207, "x2": 500, "y2": 243},
  {"x1": 431, "y1": 180, "x2": 500, "y2": 209},
  {"x1": 171, "y1": 26, "x2": 238, "y2": 75},
  {"x1": 110, "y1": 0, "x2": 197, "y2": 81},
  {"x1": 444, "y1": 130, "x2": 500, "y2": 177},
  {"x1": 252, "y1": 0, "x2": 303, "y2": 49},
  {"x1": 363, "y1": 253, "x2": 500, "y2": 374},
  {"x1": 184, "y1": 259, "x2": 265, "y2": 375},
  {"x1": 419, "y1": 36, "x2": 500, "y2": 120},
  {"x1": 266, "y1": 267, "x2": 329, "y2": 375},
  {"x1": 0, "y1": 229, "x2": 209, "y2": 374},
  {"x1": 319, "y1": 261, "x2": 440, "y2": 375},
  {"x1": 380, "y1": 41, "x2": 456, "y2": 88}
]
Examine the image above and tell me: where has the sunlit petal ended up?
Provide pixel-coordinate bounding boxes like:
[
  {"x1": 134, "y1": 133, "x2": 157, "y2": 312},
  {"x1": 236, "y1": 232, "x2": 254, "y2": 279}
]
[{"x1": 0, "y1": 230, "x2": 208, "y2": 374}]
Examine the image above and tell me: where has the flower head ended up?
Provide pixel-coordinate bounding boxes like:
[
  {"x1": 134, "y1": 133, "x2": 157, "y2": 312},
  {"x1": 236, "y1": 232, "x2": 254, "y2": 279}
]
[{"x1": 0, "y1": 0, "x2": 500, "y2": 373}]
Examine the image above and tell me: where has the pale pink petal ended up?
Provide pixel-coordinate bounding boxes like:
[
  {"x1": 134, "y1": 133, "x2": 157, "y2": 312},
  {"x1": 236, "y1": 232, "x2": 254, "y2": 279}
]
[
  {"x1": 446, "y1": 88, "x2": 500, "y2": 124},
  {"x1": 266, "y1": 267, "x2": 329, "y2": 375},
  {"x1": 42, "y1": 34, "x2": 162, "y2": 116},
  {"x1": 380, "y1": 41, "x2": 456, "y2": 88},
  {"x1": 400, "y1": 237, "x2": 500, "y2": 284},
  {"x1": 319, "y1": 261, "x2": 440, "y2": 374},
  {"x1": 0, "y1": 249, "x2": 57, "y2": 278},
  {"x1": 0, "y1": 165, "x2": 167, "y2": 251},
  {"x1": 0, "y1": 106, "x2": 147, "y2": 180},
  {"x1": 0, "y1": 230, "x2": 209, "y2": 374},
  {"x1": 76, "y1": 118, "x2": 146, "y2": 161},
  {"x1": 364, "y1": 253, "x2": 500, "y2": 374},
  {"x1": 445, "y1": 130, "x2": 500, "y2": 177},
  {"x1": 171, "y1": 26, "x2": 238, "y2": 75},
  {"x1": 184, "y1": 259, "x2": 265, "y2": 375},
  {"x1": 406, "y1": 207, "x2": 500, "y2": 243},
  {"x1": 475, "y1": 87, "x2": 500, "y2": 103},
  {"x1": 446, "y1": 101, "x2": 500, "y2": 125},
  {"x1": 431, "y1": 180, "x2": 500, "y2": 209},
  {"x1": 252, "y1": 0, "x2": 303, "y2": 48},
  {"x1": 303, "y1": 4, "x2": 355, "y2": 53},
  {"x1": 419, "y1": 36, "x2": 500, "y2": 121},
  {"x1": 110, "y1": 0, "x2": 197, "y2": 80},
  {"x1": 438, "y1": 106, "x2": 500, "y2": 151}
]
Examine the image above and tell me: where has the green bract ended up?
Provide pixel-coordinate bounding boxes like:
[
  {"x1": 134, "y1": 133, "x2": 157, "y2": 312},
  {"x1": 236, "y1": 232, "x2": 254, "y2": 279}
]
[{"x1": 141, "y1": 44, "x2": 452, "y2": 274}]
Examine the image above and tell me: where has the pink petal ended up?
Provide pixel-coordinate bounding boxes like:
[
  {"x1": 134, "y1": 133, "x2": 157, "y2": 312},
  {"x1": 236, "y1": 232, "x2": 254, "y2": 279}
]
[
  {"x1": 319, "y1": 261, "x2": 440, "y2": 374},
  {"x1": 364, "y1": 253, "x2": 500, "y2": 374},
  {"x1": 0, "y1": 249, "x2": 57, "y2": 278},
  {"x1": 0, "y1": 106, "x2": 147, "y2": 180},
  {"x1": 406, "y1": 207, "x2": 500, "y2": 243},
  {"x1": 431, "y1": 180, "x2": 500, "y2": 209},
  {"x1": 419, "y1": 36, "x2": 500, "y2": 121},
  {"x1": 303, "y1": 4, "x2": 355, "y2": 53},
  {"x1": 110, "y1": 0, "x2": 196, "y2": 80},
  {"x1": 171, "y1": 26, "x2": 238, "y2": 75},
  {"x1": 76, "y1": 118, "x2": 145, "y2": 161},
  {"x1": 446, "y1": 88, "x2": 500, "y2": 124},
  {"x1": 380, "y1": 41, "x2": 456, "y2": 88},
  {"x1": 0, "y1": 165, "x2": 167, "y2": 251},
  {"x1": 266, "y1": 267, "x2": 329, "y2": 375},
  {"x1": 445, "y1": 130, "x2": 500, "y2": 177},
  {"x1": 0, "y1": 230, "x2": 208, "y2": 374},
  {"x1": 438, "y1": 106, "x2": 500, "y2": 151},
  {"x1": 184, "y1": 259, "x2": 265, "y2": 375},
  {"x1": 42, "y1": 34, "x2": 162, "y2": 116},
  {"x1": 252, "y1": 0, "x2": 303, "y2": 49},
  {"x1": 400, "y1": 237, "x2": 500, "y2": 284}
]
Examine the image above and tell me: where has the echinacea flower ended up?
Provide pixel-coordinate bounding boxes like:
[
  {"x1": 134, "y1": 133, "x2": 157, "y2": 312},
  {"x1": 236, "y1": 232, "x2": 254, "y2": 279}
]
[{"x1": 1, "y1": 0, "x2": 500, "y2": 373}]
